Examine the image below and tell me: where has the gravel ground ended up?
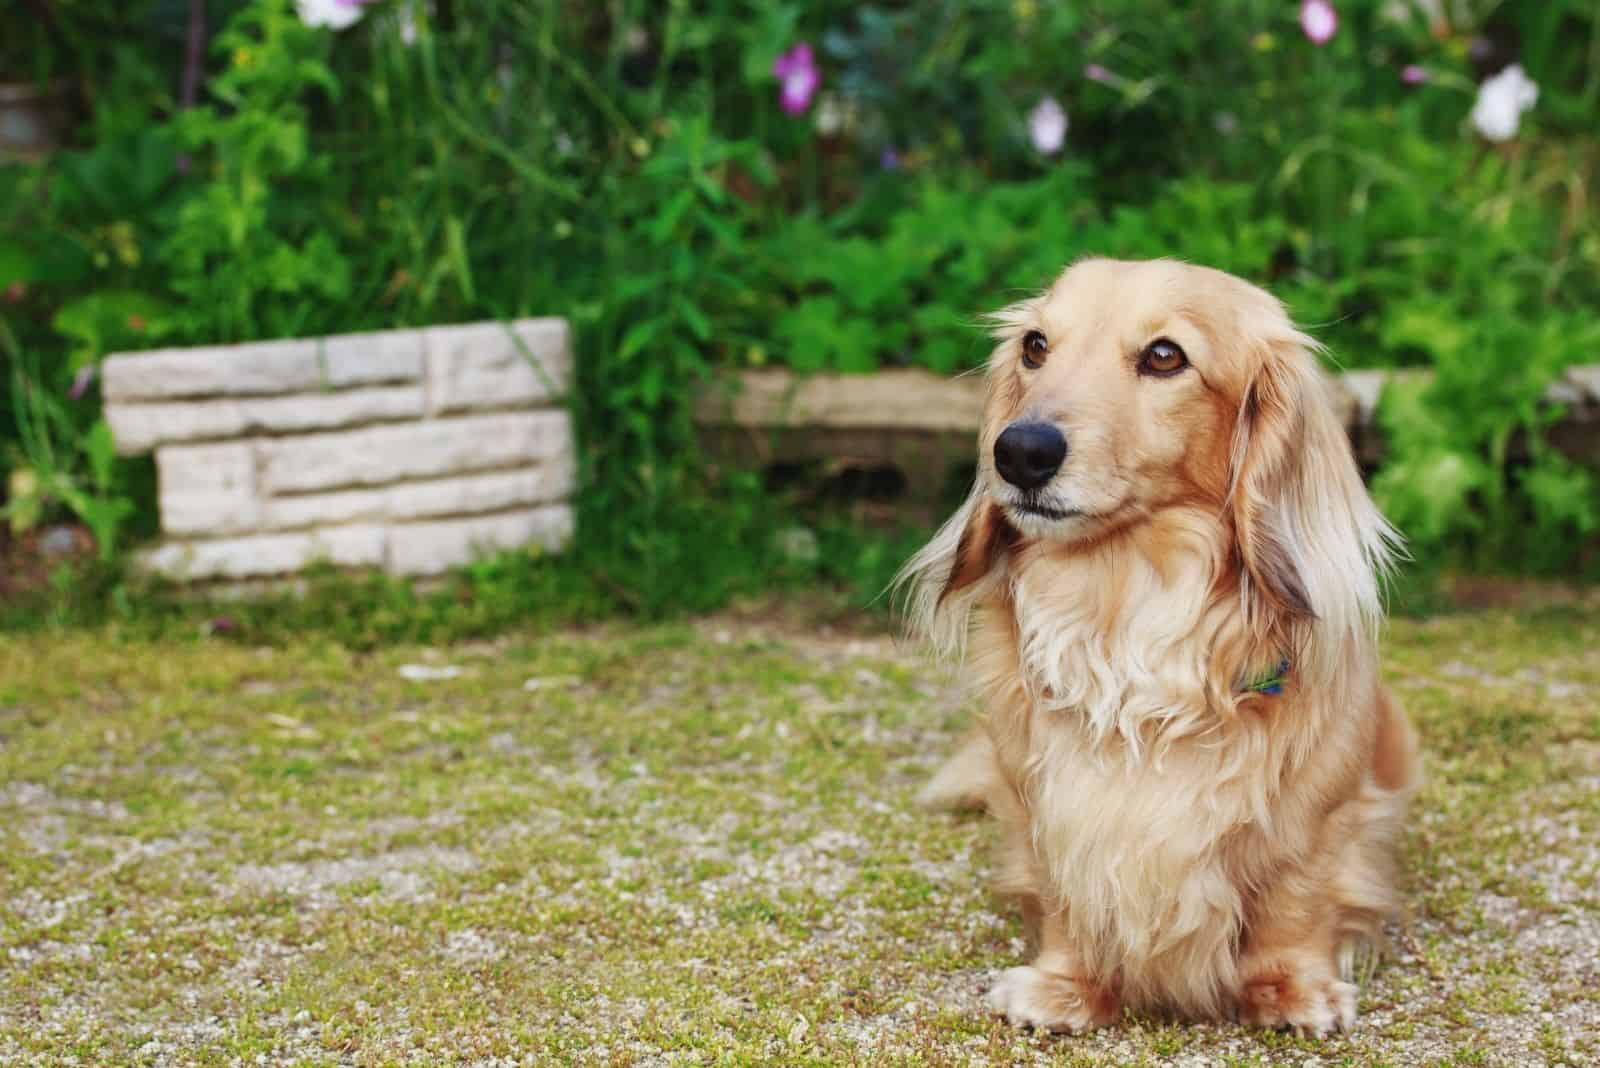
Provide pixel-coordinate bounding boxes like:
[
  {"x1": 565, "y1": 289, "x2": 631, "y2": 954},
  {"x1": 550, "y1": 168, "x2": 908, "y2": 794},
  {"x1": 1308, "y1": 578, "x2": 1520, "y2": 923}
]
[{"x1": 0, "y1": 605, "x2": 1596, "y2": 1065}]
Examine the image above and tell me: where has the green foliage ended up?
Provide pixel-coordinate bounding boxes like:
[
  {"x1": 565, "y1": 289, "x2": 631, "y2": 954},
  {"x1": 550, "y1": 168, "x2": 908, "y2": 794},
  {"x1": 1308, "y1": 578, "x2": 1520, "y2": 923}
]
[
  {"x1": 1, "y1": 324, "x2": 132, "y2": 558},
  {"x1": 754, "y1": 170, "x2": 1304, "y2": 376},
  {"x1": 2, "y1": 0, "x2": 1599, "y2": 629},
  {"x1": 160, "y1": 2, "x2": 352, "y2": 340},
  {"x1": 1374, "y1": 307, "x2": 1600, "y2": 568}
]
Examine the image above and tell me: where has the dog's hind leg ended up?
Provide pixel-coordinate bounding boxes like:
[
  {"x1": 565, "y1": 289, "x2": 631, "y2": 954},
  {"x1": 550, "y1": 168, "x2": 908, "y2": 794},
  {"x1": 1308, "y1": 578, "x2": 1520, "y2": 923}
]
[{"x1": 917, "y1": 729, "x2": 1001, "y2": 811}]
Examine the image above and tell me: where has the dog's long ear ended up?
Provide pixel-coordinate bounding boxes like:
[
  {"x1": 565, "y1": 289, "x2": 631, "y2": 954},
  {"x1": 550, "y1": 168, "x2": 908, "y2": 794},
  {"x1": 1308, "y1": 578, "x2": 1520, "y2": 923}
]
[
  {"x1": 944, "y1": 496, "x2": 1016, "y2": 602},
  {"x1": 896, "y1": 294, "x2": 1034, "y2": 657},
  {"x1": 895, "y1": 488, "x2": 1015, "y2": 658},
  {"x1": 1229, "y1": 331, "x2": 1398, "y2": 657},
  {"x1": 1230, "y1": 344, "x2": 1318, "y2": 623}
]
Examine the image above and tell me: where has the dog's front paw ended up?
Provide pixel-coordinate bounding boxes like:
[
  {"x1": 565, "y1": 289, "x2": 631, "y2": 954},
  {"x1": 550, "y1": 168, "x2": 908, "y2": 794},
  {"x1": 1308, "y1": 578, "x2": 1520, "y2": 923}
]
[
  {"x1": 986, "y1": 965, "x2": 1118, "y2": 1034},
  {"x1": 1239, "y1": 973, "x2": 1357, "y2": 1037}
]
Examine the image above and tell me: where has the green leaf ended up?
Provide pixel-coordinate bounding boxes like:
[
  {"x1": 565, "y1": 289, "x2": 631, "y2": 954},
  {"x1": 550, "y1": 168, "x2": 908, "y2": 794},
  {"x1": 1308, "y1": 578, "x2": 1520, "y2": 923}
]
[
  {"x1": 649, "y1": 188, "x2": 696, "y2": 244},
  {"x1": 1521, "y1": 453, "x2": 1600, "y2": 536},
  {"x1": 52, "y1": 291, "x2": 175, "y2": 370},
  {"x1": 1379, "y1": 306, "x2": 1470, "y2": 365},
  {"x1": 617, "y1": 320, "x2": 662, "y2": 363},
  {"x1": 84, "y1": 421, "x2": 119, "y2": 491},
  {"x1": 1372, "y1": 448, "x2": 1491, "y2": 546},
  {"x1": 678, "y1": 300, "x2": 712, "y2": 343}
]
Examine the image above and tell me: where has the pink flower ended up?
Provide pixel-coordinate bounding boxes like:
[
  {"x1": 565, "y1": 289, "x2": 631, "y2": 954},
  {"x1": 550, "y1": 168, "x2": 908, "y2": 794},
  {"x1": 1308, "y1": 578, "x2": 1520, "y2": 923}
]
[
  {"x1": 67, "y1": 365, "x2": 96, "y2": 401},
  {"x1": 773, "y1": 43, "x2": 819, "y2": 115},
  {"x1": 1299, "y1": 0, "x2": 1338, "y2": 46},
  {"x1": 1401, "y1": 64, "x2": 1428, "y2": 85},
  {"x1": 1084, "y1": 63, "x2": 1113, "y2": 84}
]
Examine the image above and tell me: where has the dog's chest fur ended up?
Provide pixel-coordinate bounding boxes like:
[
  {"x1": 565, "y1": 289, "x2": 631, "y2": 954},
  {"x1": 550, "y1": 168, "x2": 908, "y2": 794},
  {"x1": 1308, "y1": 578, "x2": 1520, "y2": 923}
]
[{"x1": 984, "y1": 535, "x2": 1279, "y2": 1010}]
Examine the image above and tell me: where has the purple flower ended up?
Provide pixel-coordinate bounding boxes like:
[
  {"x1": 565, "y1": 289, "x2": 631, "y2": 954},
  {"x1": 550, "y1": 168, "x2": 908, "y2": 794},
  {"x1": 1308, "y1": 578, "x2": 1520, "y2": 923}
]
[
  {"x1": 1299, "y1": 0, "x2": 1338, "y2": 46},
  {"x1": 1401, "y1": 64, "x2": 1428, "y2": 85},
  {"x1": 67, "y1": 365, "x2": 97, "y2": 401},
  {"x1": 879, "y1": 146, "x2": 900, "y2": 171},
  {"x1": 1084, "y1": 63, "x2": 1113, "y2": 84},
  {"x1": 773, "y1": 43, "x2": 819, "y2": 115}
]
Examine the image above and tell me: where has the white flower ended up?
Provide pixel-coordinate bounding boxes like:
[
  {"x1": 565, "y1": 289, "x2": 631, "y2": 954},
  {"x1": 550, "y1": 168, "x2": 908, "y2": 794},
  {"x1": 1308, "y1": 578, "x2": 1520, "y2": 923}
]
[
  {"x1": 813, "y1": 94, "x2": 861, "y2": 137},
  {"x1": 297, "y1": 0, "x2": 365, "y2": 31},
  {"x1": 1470, "y1": 64, "x2": 1538, "y2": 143},
  {"x1": 397, "y1": 2, "x2": 418, "y2": 45},
  {"x1": 1028, "y1": 96, "x2": 1067, "y2": 155},
  {"x1": 814, "y1": 93, "x2": 845, "y2": 136}
]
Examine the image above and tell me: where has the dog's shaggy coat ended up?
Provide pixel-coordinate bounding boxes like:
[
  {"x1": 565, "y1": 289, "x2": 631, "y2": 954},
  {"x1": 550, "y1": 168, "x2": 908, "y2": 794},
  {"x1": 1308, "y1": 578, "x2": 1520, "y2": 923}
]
[{"x1": 901, "y1": 259, "x2": 1418, "y2": 1036}]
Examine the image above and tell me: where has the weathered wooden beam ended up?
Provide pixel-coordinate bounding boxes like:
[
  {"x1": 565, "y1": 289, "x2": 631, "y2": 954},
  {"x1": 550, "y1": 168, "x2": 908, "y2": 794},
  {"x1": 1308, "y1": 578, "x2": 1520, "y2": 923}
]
[{"x1": 695, "y1": 365, "x2": 1600, "y2": 487}]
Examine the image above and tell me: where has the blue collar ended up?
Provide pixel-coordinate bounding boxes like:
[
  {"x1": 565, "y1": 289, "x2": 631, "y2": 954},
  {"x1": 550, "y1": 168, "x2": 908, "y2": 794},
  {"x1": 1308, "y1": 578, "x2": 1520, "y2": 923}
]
[{"x1": 1241, "y1": 659, "x2": 1291, "y2": 695}]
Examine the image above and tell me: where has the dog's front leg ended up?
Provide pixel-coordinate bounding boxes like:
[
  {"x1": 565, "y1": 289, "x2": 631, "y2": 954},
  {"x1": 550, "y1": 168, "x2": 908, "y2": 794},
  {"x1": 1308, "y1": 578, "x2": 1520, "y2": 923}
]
[
  {"x1": 986, "y1": 905, "x2": 1121, "y2": 1034},
  {"x1": 1234, "y1": 897, "x2": 1355, "y2": 1037}
]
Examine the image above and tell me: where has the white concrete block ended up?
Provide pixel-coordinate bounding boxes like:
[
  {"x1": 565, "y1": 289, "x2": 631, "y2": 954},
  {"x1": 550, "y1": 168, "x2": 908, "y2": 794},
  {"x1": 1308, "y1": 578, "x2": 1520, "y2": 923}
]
[
  {"x1": 258, "y1": 410, "x2": 571, "y2": 495},
  {"x1": 1339, "y1": 370, "x2": 1389, "y2": 426},
  {"x1": 106, "y1": 320, "x2": 577, "y2": 581},
  {"x1": 1566, "y1": 365, "x2": 1600, "y2": 406},
  {"x1": 137, "y1": 526, "x2": 387, "y2": 581},
  {"x1": 386, "y1": 457, "x2": 576, "y2": 518},
  {"x1": 157, "y1": 442, "x2": 260, "y2": 536},
  {"x1": 261, "y1": 461, "x2": 577, "y2": 530},
  {"x1": 107, "y1": 387, "x2": 424, "y2": 455},
  {"x1": 102, "y1": 331, "x2": 423, "y2": 403},
  {"x1": 319, "y1": 329, "x2": 426, "y2": 388},
  {"x1": 103, "y1": 339, "x2": 322, "y2": 402},
  {"x1": 424, "y1": 319, "x2": 571, "y2": 415},
  {"x1": 386, "y1": 505, "x2": 574, "y2": 575},
  {"x1": 1547, "y1": 377, "x2": 1585, "y2": 406}
]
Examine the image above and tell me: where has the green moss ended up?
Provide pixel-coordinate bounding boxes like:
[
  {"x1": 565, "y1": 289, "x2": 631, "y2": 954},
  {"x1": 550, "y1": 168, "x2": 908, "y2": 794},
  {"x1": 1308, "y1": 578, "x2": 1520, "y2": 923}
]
[{"x1": 1, "y1": 606, "x2": 1596, "y2": 1064}]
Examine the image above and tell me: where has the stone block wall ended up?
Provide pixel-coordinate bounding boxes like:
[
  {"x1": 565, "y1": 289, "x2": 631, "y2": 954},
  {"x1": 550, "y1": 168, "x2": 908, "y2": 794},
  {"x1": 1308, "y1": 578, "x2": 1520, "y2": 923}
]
[{"x1": 102, "y1": 319, "x2": 576, "y2": 581}]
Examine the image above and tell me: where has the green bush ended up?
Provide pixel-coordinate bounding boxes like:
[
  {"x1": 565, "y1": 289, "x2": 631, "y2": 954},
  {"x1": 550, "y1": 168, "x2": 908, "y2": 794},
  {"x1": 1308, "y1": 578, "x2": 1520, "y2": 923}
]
[{"x1": 2, "y1": 0, "x2": 1598, "y2": 622}]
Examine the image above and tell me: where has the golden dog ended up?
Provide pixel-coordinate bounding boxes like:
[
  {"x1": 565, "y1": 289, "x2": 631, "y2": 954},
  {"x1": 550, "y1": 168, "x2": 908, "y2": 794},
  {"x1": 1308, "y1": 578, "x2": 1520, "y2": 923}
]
[{"x1": 901, "y1": 258, "x2": 1418, "y2": 1036}]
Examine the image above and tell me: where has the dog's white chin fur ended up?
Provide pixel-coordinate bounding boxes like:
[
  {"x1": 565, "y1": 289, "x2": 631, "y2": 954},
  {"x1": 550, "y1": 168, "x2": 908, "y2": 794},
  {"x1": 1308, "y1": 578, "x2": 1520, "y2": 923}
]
[
  {"x1": 1000, "y1": 503, "x2": 1080, "y2": 540},
  {"x1": 997, "y1": 487, "x2": 1113, "y2": 541}
]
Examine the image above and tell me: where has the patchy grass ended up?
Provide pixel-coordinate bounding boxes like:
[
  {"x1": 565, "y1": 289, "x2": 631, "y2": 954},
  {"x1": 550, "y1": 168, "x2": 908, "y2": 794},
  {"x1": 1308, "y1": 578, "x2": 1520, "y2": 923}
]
[{"x1": 1, "y1": 605, "x2": 1597, "y2": 1066}]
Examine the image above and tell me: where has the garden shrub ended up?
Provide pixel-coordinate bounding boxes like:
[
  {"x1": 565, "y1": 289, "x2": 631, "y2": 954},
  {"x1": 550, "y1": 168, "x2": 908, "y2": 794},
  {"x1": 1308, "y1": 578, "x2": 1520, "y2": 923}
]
[{"x1": 1, "y1": 0, "x2": 1598, "y2": 619}]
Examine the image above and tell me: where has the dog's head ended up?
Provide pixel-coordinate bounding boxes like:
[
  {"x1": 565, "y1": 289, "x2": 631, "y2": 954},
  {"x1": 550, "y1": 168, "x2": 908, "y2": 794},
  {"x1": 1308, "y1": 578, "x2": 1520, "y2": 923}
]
[{"x1": 908, "y1": 258, "x2": 1397, "y2": 657}]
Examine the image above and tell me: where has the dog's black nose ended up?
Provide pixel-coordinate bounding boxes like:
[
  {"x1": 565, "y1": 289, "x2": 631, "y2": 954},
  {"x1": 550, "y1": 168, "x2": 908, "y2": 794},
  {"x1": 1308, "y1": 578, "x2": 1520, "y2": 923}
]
[{"x1": 994, "y1": 422, "x2": 1067, "y2": 490}]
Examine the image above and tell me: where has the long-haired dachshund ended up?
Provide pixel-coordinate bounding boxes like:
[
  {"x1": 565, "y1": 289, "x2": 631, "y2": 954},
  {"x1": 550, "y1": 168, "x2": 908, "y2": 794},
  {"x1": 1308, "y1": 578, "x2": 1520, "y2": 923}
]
[{"x1": 901, "y1": 258, "x2": 1418, "y2": 1036}]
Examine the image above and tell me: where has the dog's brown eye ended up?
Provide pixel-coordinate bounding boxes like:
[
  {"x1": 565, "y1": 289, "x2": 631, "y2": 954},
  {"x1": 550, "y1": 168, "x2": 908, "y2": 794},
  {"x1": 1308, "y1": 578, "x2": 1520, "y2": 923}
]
[
  {"x1": 1139, "y1": 339, "x2": 1188, "y2": 376},
  {"x1": 1021, "y1": 330, "x2": 1049, "y2": 369}
]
